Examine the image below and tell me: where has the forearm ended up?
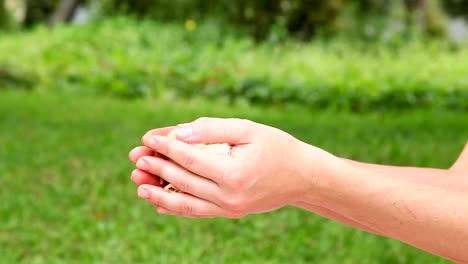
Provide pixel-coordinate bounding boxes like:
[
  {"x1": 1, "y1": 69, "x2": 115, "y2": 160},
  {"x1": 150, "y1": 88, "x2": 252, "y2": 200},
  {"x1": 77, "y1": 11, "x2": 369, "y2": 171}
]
[
  {"x1": 302, "y1": 150, "x2": 468, "y2": 263},
  {"x1": 340, "y1": 142, "x2": 468, "y2": 192},
  {"x1": 294, "y1": 202, "x2": 386, "y2": 236},
  {"x1": 297, "y1": 144, "x2": 467, "y2": 240},
  {"x1": 341, "y1": 159, "x2": 467, "y2": 191}
]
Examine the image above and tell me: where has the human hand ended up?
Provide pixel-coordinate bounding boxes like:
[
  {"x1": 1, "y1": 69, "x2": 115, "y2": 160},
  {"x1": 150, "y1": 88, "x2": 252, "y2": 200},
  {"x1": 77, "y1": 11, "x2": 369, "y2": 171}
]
[
  {"x1": 130, "y1": 118, "x2": 324, "y2": 218},
  {"x1": 129, "y1": 126, "x2": 177, "y2": 189}
]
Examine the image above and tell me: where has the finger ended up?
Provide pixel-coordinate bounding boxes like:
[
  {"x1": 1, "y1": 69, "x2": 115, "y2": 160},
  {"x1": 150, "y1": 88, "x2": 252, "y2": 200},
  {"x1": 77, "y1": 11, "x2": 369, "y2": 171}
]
[
  {"x1": 156, "y1": 207, "x2": 216, "y2": 218},
  {"x1": 175, "y1": 117, "x2": 254, "y2": 145},
  {"x1": 136, "y1": 156, "x2": 221, "y2": 202},
  {"x1": 143, "y1": 135, "x2": 236, "y2": 184},
  {"x1": 129, "y1": 146, "x2": 154, "y2": 163},
  {"x1": 142, "y1": 126, "x2": 177, "y2": 145},
  {"x1": 131, "y1": 169, "x2": 162, "y2": 186},
  {"x1": 138, "y1": 184, "x2": 227, "y2": 216}
]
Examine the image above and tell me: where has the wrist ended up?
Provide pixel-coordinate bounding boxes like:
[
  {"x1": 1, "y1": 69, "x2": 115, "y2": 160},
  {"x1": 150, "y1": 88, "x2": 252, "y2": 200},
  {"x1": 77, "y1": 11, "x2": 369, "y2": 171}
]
[{"x1": 292, "y1": 141, "x2": 345, "y2": 207}]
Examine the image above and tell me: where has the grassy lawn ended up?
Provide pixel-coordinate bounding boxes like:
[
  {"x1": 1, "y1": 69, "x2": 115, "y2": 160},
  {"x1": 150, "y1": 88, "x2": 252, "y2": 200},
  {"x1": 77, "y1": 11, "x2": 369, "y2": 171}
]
[{"x1": 1, "y1": 91, "x2": 466, "y2": 263}]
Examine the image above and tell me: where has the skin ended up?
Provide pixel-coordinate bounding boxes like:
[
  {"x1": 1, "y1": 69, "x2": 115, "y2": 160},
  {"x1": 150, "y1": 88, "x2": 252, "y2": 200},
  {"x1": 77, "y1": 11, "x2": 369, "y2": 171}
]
[{"x1": 129, "y1": 118, "x2": 468, "y2": 263}]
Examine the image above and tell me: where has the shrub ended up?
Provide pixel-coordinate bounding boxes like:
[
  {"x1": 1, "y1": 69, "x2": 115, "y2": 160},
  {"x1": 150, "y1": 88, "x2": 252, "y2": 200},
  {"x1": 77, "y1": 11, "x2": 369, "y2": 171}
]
[{"x1": 0, "y1": 18, "x2": 467, "y2": 110}]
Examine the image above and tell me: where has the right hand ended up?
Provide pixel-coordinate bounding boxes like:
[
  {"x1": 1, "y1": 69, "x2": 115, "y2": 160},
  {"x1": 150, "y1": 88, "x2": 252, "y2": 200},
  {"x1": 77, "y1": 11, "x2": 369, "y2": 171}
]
[{"x1": 132, "y1": 118, "x2": 326, "y2": 218}]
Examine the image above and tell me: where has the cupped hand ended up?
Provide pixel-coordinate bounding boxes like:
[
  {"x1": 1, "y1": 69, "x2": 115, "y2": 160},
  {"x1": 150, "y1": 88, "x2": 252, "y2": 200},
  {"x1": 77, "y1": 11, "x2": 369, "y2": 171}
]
[{"x1": 130, "y1": 118, "x2": 323, "y2": 218}]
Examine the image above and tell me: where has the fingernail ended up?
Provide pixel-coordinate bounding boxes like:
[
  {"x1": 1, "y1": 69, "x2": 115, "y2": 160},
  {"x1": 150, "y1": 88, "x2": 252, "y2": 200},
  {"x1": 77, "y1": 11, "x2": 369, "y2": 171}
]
[
  {"x1": 136, "y1": 158, "x2": 149, "y2": 170},
  {"x1": 177, "y1": 123, "x2": 192, "y2": 128},
  {"x1": 176, "y1": 126, "x2": 193, "y2": 139},
  {"x1": 148, "y1": 137, "x2": 158, "y2": 149},
  {"x1": 138, "y1": 188, "x2": 150, "y2": 199}
]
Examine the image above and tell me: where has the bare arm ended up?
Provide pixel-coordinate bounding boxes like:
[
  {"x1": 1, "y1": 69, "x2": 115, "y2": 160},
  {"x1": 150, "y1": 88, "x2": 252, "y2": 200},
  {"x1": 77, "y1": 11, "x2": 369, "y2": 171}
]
[
  {"x1": 340, "y1": 142, "x2": 468, "y2": 192},
  {"x1": 297, "y1": 143, "x2": 468, "y2": 236},
  {"x1": 298, "y1": 144, "x2": 468, "y2": 263}
]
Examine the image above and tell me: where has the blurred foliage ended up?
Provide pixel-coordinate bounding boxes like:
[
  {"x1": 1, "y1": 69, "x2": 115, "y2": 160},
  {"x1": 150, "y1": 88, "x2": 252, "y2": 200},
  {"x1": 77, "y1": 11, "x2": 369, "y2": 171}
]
[
  {"x1": 0, "y1": 18, "x2": 467, "y2": 111},
  {"x1": 309, "y1": 0, "x2": 448, "y2": 41},
  {"x1": 3, "y1": 0, "x2": 457, "y2": 40},
  {"x1": 0, "y1": 0, "x2": 12, "y2": 29},
  {"x1": 94, "y1": 0, "x2": 454, "y2": 40},
  {"x1": 95, "y1": 0, "x2": 345, "y2": 40},
  {"x1": 423, "y1": 0, "x2": 448, "y2": 37},
  {"x1": 0, "y1": 66, "x2": 35, "y2": 89},
  {"x1": 23, "y1": 0, "x2": 58, "y2": 27},
  {"x1": 443, "y1": 0, "x2": 468, "y2": 18}
]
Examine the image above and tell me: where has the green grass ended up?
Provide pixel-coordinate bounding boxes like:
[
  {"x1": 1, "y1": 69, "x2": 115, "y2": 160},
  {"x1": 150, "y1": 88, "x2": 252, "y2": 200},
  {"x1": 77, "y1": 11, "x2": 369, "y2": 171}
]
[
  {"x1": 1, "y1": 90, "x2": 466, "y2": 263},
  {"x1": 1, "y1": 17, "x2": 468, "y2": 110}
]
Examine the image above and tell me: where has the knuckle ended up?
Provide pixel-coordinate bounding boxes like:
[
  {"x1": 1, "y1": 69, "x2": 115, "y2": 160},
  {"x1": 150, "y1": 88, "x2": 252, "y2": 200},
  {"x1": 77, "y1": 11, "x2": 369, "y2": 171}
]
[
  {"x1": 180, "y1": 200, "x2": 194, "y2": 215},
  {"x1": 235, "y1": 118, "x2": 253, "y2": 127},
  {"x1": 224, "y1": 168, "x2": 248, "y2": 191},
  {"x1": 179, "y1": 150, "x2": 195, "y2": 169},
  {"x1": 157, "y1": 162, "x2": 170, "y2": 178},
  {"x1": 156, "y1": 138, "x2": 170, "y2": 156},
  {"x1": 194, "y1": 117, "x2": 210, "y2": 124},
  {"x1": 234, "y1": 117, "x2": 249, "y2": 123},
  {"x1": 193, "y1": 117, "x2": 211, "y2": 138},
  {"x1": 221, "y1": 195, "x2": 246, "y2": 211},
  {"x1": 149, "y1": 193, "x2": 162, "y2": 206},
  {"x1": 228, "y1": 176, "x2": 247, "y2": 191},
  {"x1": 233, "y1": 118, "x2": 256, "y2": 137},
  {"x1": 221, "y1": 166, "x2": 237, "y2": 182},
  {"x1": 174, "y1": 177, "x2": 190, "y2": 193}
]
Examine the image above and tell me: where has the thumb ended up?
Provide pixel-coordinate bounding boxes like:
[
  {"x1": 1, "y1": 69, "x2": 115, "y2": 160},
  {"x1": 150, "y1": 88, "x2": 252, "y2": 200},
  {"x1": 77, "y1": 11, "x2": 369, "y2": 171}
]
[{"x1": 174, "y1": 117, "x2": 254, "y2": 145}]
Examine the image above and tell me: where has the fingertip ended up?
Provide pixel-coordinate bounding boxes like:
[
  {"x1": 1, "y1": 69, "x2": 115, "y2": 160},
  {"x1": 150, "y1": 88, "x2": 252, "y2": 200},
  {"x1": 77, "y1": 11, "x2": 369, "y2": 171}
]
[
  {"x1": 138, "y1": 184, "x2": 161, "y2": 199},
  {"x1": 141, "y1": 132, "x2": 152, "y2": 147},
  {"x1": 136, "y1": 157, "x2": 150, "y2": 171},
  {"x1": 180, "y1": 117, "x2": 251, "y2": 145},
  {"x1": 139, "y1": 183, "x2": 156, "y2": 191},
  {"x1": 131, "y1": 169, "x2": 162, "y2": 186},
  {"x1": 141, "y1": 130, "x2": 153, "y2": 145},
  {"x1": 130, "y1": 169, "x2": 141, "y2": 185},
  {"x1": 129, "y1": 147, "x2": 138, "y2": 162},
  {"x1": 142, "y1": 127, "x2": 178, "y2": 146},
  {"x1": 129, "y1": 146, "x2": 154, "y2": 163},
  {"x1": 130, "y1": 169, "x2": 141, "y2": 183},
  {"x1": 150, "y1": 135, "x2": 171, "y2": 155},
  {"x1": 175, "y1": 126, "x2": 193, "y2": 141},
  {"x1": 137, "y1": 187, "x2": 150, "y2": 199}
]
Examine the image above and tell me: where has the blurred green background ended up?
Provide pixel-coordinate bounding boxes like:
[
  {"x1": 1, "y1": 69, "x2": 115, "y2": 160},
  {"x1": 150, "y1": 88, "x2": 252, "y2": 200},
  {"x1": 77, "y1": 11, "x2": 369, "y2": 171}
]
[{"x1": 1, "y1": 1, "x2": 467, "y2": 263}]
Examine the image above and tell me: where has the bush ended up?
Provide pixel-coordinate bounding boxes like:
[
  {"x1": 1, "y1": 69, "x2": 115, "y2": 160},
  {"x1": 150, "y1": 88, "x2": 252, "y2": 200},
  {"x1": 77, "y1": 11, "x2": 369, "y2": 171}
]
[
  {"x1": 96, "y1": 0, "x2": 452, "y2": 40},
  {"x1": 3, "y1": 0, "x2": 453, "y2": 41},
  {"x1": 0, "y1": 18, "x2": 467, "y2": 111},
  {"x1": 96, "y1": 0, "x2": 345, "y2": 39},
  {"x1": 0, "y1": 0, "x2": 12, "y2": 30}
]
